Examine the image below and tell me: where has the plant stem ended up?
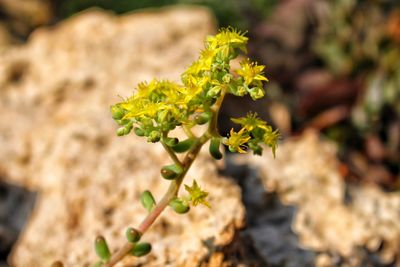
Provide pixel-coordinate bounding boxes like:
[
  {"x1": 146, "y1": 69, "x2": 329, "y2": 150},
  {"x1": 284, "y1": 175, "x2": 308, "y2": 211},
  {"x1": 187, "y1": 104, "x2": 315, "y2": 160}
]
[
  {"x1": 161, "y1": 141, "x2": 182, "y2": 167},
  {"x1": 103, "y1": 133, "x2": 210, "y2": 267},
  {"x1": 183, "y1": 124, "x2": 196, "y2": 139}
]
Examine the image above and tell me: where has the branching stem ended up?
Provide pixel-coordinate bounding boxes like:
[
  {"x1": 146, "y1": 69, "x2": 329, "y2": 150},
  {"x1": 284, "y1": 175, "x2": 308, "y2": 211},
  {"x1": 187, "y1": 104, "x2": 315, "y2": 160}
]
[{"x1": 104, "y1": 128, "x2": 212, "y2": 267}]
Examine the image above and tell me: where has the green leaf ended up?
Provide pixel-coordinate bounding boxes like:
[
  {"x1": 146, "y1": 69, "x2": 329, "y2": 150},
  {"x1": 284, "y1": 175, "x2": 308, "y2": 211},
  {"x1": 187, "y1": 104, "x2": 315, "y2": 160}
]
[
  {"x1": 140, "y1": 190, "x2": 156, "y2": 212},
  {"x1": 209, "y1": 138, "x2": 223, "y2": 160},
  {"x1": 161, "y1": 164, "x2": 183, "y2": 180},
  {"x1": 194, "y1": 111, "x2": 212, "y2": 125},
  {"x1": 126, "y1": 227, "x2": 141, "y2": 243},
  {"x1": 163, "y1": 137, "x2": 179, "y2": 147},
  {"x1": 94, "y1": 236, "x2": 111, "y2": 262},
  {"x1": 169, "y1": 198, "x2": 190, "y2": 214},
  {"x1": 171, "y1": 138, "x2": 195, "y2": 153},
  {"x1": 130, "y1": 242, "x2": 152, "y2": 257}
]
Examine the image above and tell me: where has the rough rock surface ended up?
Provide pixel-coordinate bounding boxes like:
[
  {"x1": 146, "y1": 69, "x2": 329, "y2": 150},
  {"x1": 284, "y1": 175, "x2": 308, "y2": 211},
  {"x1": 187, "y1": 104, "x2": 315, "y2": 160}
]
[
  {"x1": 248, "y1": 130, "x2": 400, "y2": 267},
  {"x1": 0, "y1": 7, "x2": 246, "y2": 267}
]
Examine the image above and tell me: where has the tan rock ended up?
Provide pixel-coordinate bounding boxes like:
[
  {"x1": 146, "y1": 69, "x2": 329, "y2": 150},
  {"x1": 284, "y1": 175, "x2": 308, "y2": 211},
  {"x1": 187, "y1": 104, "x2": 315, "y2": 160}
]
[
  {"x1": 0, "y1": 7, "x2": 245, "y2": 267},
  {"x1": 248, "y1": 130, "x2": 400, "y2": 266}
]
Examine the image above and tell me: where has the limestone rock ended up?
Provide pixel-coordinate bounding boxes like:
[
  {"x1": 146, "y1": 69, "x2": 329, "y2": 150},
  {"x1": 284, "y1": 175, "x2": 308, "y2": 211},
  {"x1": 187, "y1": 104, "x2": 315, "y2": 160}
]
[
  {"x1": 0, "y1": 7, "x2": 245, "y2": 267},
  {"x1": 248, "y1": 130, "x2": 400, "y2": 266}
]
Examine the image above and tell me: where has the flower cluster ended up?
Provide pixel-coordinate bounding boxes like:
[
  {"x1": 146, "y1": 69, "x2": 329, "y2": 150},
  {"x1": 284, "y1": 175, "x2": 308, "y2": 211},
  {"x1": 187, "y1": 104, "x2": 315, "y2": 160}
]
[
  {"x1": 224, "y1": 112, "x2": 280, "y2": 156},
  {"x1": 110, "y1": 28, "x2": 270, "y2": 145}
]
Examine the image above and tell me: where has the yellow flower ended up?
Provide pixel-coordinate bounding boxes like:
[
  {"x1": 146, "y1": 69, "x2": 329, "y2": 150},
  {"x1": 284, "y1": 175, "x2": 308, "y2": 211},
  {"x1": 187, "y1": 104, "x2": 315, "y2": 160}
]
[
  {"x1": 263, "y1": 129, "x2": 280, "y2": 158},
  {"x1": 236, "y1": 59, "x2": 268, "y2": 86},
  {"x1": 231, "y1": 112, "x2": 268, "y2": 131},
  {"x1": 185, "y1": 180, "x2": 211, "y2": 208},
  {"x1": 206, "y1": 27, "x2": 248, "y2": 51},
  {"x1": 224, "y1": 128, "x2": 251, "y2": 153}
]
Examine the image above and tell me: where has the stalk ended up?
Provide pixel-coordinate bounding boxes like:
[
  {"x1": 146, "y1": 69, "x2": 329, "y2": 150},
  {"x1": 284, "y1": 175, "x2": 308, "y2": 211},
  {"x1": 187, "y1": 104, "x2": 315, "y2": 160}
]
[{"x1": 104, "y1": 130, "x2": 211, "y2": 267}]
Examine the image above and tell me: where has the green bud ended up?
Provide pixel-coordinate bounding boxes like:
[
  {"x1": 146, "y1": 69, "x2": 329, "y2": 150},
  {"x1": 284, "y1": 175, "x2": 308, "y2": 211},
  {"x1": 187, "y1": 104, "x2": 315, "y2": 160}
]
[
  {"x1": 117, "y1": 123, "x2": 133, "y2": 136},
  {"x1": 207, "y1": 86, "x2": 221, "y2": 98},
  {"x1": 169, "y1": 198, "x2": 190, "y2": 214},
  {"x1": 236, "y1": 86, "x2": 247, "y2": 96},
  {"x1": 222, "y1": 73, "x2": 233, "y2": 83},
  {"x1": 50, "y1": 261, "x2": 64, "y2": 267},
  {"x1": 164, "y1": 137, "x2": 179, "y2": 146},
  {"x1": 126, "y1": 227, "x2": 141, "y2": 243},
  {"x1": 194, "y1": 111, "x2": 212, "y2": 125},
  {"x1": 110, "y1": 105, "x2": 125, "y2": 120},
  {"x1": 140, "y1": 190, "x2": 156, "y2": 212},
  {"x1": 157, "y1": 110, "x2": 169, "y2": 123},
  {"x1": 172, "y1": 138, "x2": 195, "y2": 153},
  {"x1": 147, "y1": 131, "x2": 161, "y2": 143},
  {"x1": 228, "y1": 146, "x2": 237, "y2": 153},
  {"x1": 249, "y1": 87, "x2": 265, "y2": 100},
  {"x1": 134, "y1": 127, "x2": 145, "y2": 137},
  {"x1": 161, "y1": 164, "x2": 183, "y2": 180},
  {"x1": 115, "y1": 118, "x2": 131, "y2": 126},
  {"x1": 209, "y1": 138, "x2": 223, "y2": 160},
  {"x1": 130, "y1": 242, "x2": 152, "y2": 257},
  {"x1": 94, "y1": 236, "x2": 111, "y2": 262}
]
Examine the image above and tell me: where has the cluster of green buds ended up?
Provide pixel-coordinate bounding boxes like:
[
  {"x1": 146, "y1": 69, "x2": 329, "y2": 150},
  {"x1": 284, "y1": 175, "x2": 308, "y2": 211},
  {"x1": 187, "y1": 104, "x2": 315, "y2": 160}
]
[{"x1": 89, "y1": 27, "x2": 279, "y2": 267}]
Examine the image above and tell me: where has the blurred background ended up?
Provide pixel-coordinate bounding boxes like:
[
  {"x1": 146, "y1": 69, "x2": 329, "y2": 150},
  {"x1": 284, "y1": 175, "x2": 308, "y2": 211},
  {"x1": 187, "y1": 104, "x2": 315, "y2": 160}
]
[{"x1": 0, "y1": 0, "x2": 399, "y2": 266}]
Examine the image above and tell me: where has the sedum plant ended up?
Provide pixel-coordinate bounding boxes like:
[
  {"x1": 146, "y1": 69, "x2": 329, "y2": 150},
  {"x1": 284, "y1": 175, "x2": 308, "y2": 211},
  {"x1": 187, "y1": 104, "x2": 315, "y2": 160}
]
[{"x1": 54, "y1": 28, "x2": 278, "y2": 267}]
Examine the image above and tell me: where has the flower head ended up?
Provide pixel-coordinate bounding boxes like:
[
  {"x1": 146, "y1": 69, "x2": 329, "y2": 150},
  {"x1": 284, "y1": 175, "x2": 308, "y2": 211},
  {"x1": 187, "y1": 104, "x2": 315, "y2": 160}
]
[
  {"x1": 236, "y1": 58, "x2": 268, "y2": 86},
  {"x1": 231, "y1": 112, "x2": 268, "y2": 131},
  {"x1": 185, "y1": 180, "x2": 210, "y2": 208},
  {"x1": 206, "y1": 28, "x2": 248, "y2": 52},
  {"x1": 224, "y1": 128, "x2": 251, "y2": 153}
]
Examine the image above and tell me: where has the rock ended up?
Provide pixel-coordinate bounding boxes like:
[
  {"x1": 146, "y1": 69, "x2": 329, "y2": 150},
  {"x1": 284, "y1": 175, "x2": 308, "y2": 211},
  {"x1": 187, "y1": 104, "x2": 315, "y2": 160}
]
[
  {"x1": 0, "y1": 7, "x2": 246, "y2": 267},
  {"x1": 248, "y1": 130, "x2": 400, "y2": 266},
  {"x1": 224, "y1": 156, "x2": 316, "y2": 267}
]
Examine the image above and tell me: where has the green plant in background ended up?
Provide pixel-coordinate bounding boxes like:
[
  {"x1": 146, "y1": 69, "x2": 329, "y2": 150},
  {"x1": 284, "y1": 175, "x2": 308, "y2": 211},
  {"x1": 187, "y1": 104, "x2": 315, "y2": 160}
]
[
  {"x1": 314, "y1": 0, "x2": 400, "y2": 174},
  {"x1": 314, "y1": 0, "x2": 400, "y2": 128},
  {"x1": 57, "y1": 0, "x2": 278, "y2": 30},
  {"x1": 64, "y1": 28, "x2": 276, "y2": 267}
]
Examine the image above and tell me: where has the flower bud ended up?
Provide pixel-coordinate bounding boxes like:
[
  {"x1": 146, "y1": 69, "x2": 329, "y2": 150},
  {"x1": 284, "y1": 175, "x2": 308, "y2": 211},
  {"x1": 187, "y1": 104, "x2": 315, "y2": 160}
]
[
  {"x1": 126, "y1": 227, "x2": 141, "y2": 243},
  {"x1": 140, "y1": 190, "x2": 156, "y2": 212},
  {"x1": 110, "y1": 105, "x2": 125, "y2": 120},
  {"x1": 94, "y1": 236, "x2": 111, "y2": 262},
  {"x1": 172, "y1": 138, "x2": 195, "y2": 153},
  {"x1": 222, "y1": 73, "x2": 233, "y2": 83},
  {"x1": 130, "y1": 242, "x2": 152, "y2": 257},
  {"x1": 134, "y1": 127, "x2": 145, "y2": 137},
  {"x1": 161, "y1": 164, "x2": 183, "y2": 180},
  {"x1": 209, "y1": 138, "x2": 223, "y2": 160},
  {"x1": 169, "y1": 198, "x2": 190, "y2": 214},
  {"x1": 117, "y1": 123, "x2": 133, "y2": 136},
  {"x1": 249, "y1": 87, "x2": 265, "y2": 100},
  {"x1": 147, "y1": 131, "x2": 161, "y2": 143},
  {"x1": 206, "y1": 86, "x2": 221, "y2": 98}
]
